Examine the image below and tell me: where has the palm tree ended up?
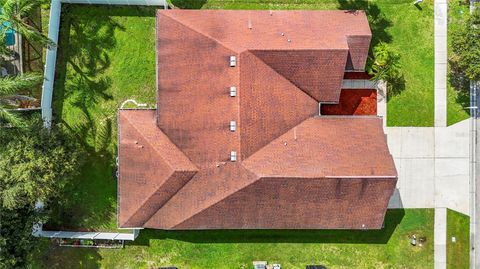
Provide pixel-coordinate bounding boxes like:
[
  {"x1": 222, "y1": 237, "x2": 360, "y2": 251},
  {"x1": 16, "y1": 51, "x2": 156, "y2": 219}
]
[
  {"x1": 0, "y1": 0, "x2": 55, "y2": 49},
  {"x1": 0, "y1": 72, "x2": 42, "y2": 126}
]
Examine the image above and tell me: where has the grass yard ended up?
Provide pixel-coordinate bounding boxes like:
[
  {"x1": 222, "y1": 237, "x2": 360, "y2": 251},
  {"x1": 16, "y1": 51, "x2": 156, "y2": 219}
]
[
  {"x1": 47, "y1": 5, "x2": 157, "y2": 231},
  {"x1": 31, "y1": 209, "x2": 434, "y2": 268},
  {"x1": 446, "y1": 209, "x2": 470, "y2": 269},
  {"x1": 446, "y1": 0, "x2": 470, "y2": 126}
]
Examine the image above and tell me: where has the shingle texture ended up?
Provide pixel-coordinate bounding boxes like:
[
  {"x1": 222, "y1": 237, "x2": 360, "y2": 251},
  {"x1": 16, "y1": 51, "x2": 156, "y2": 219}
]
[{"x1": 118, "y1": 10, "x2": 396, "y2": 230}]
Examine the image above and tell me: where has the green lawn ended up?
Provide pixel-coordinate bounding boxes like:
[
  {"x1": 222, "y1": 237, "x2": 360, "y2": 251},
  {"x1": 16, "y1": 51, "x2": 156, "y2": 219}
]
[
  {"x1": 447, "y1": 0, "x2": 470, "y2": 126},
  {"x1": 446, "y1": 209, "x2": 470, "y2": 269},
  {"x1": 47, "y1": 5, "x2": 157, "y2": 231},
  {"x1": 31, "y1": 209, "x2": 434, "y2": 268}
]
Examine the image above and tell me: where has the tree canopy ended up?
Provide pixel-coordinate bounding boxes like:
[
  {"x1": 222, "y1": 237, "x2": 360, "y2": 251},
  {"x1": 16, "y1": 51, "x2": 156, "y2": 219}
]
[
  {"x1": 0, "y1": 0, "x2": 55, "y2": 54},
  {"x1": 450, "y1": 9, "x2": 480, "y2": 82},
  {"x1": 0, "y1": 120, "x2": 83, "y2": 268},
  {"x1": 0, "y1": 73, "x2": 43, "y2": 126},
  {"x1": 0, "y1": 121, "x2": 83, "y2": 210},
  {"x1": 367, "y1": 42, "x2": 405, "y2": 96}
]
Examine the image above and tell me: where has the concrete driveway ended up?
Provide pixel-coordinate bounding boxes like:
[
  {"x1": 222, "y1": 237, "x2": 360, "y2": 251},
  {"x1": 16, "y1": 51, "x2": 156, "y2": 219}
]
[{"x1": 386, "y1": 119, "x2": 470, "y2": 215}]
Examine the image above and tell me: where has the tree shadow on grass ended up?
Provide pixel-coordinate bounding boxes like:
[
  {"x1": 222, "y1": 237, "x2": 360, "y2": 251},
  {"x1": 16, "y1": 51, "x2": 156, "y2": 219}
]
[
  {"x1": 448, "y1": 59, "x2": 471, "y2": 116},
  {"x1": 337, "y1": 0, "x2": 392, "y2": 48},
  {"x1": 131, "y1": 209, "x2": 405, "y2": 246},
  {"x1": 338, "y1": 1, "x2": 407, "y2": 98},
  {"x1": 170, "y1": 0, "x2": 207, "y2": 9},
  {"x1": 48, "y1": 5, "x2": 156, "y2": 231},
  {"x1": 36, "y1": 244, "x2": 102, "y2": 269}
]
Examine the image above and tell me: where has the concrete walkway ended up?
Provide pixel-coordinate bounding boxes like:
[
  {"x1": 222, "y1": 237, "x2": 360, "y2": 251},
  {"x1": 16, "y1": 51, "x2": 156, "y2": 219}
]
[
  {"x1": 435, "y1": 208, "x2": 448, "y2": 269},
  {"x1": 434, "y1": 0, "x2": 449, "y2": 267},
  {"x1": 434, "y1": 0, "x2": 448, "y2": 127}
]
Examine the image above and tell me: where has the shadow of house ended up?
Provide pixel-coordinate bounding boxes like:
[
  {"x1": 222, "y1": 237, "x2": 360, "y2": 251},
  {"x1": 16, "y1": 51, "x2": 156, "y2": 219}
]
[{"x1": 130, "y1": 209, "x2": 405, "y2": 247}]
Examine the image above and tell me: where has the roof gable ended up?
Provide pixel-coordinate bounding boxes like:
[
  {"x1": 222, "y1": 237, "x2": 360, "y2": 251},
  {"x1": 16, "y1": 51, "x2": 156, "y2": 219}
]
[
  {"x1": 239, "y1": 51, "x2": 319, "y2": 159},
  {"x1": 250, "y1": 49, "x2": 349, "y2": 102},
  {"x1": 118, "y1": 110, "x2": 197, "y2": 227}
]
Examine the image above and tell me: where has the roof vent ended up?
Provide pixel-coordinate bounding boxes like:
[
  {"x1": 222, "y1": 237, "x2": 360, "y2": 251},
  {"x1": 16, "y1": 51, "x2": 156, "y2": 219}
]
[
  {"x1": 229, "y1": 56, "x2": 237, "y2": 67},
  {"x1": 230, "y1": 86, "x2": 237, "y2": 97},
  {"x1": 230, "y1": 151, "x2": 237, "y2": 162},
  {"x1": 230, "y1": 121, "x2": 236, "y2": 132}
]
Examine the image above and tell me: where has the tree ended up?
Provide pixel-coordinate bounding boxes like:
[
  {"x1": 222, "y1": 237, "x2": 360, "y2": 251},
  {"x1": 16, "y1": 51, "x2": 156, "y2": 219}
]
[
  {"x1": 450, "y1": 9, "x2": 480, "y2": 81},
  {"x1": 367, "y1": 42, "x2": 405, "y2": 96},
  {"x1": 0, "y1": 206, "x2": 40, "y2": 269},
  {"x1": 0, "y1": 120, "x2": 83, "y2": 268},
  {"x1": 0, "y1": 72, "x2": 43, "y2": 126},
  {"x1": 0, "y1": 0, "x2": 55, "y2": 51},
  {"x1": 0, "y1": 120, "x2": 83, "y2": 210}
]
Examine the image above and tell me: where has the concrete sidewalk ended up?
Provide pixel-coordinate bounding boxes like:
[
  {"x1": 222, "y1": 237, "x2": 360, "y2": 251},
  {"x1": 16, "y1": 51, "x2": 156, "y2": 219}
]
[
  {"x1": 434, "y1": 0, "x2": 448, "y2": 127},
  {"x1": 435, "y1": 208, "x2": 448, "y2": 269}
]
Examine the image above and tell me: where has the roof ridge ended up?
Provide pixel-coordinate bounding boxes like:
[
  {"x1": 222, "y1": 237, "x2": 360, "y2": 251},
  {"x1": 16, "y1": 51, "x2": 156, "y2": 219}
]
[
  {"x1": 122, "y1": 169, "x2": 175, "y2": 226},
  {"x1": 119, "y1": 113, "x2": 174, "y2": 226},
  {"x1": 120, "y1": 112, "x2": 198, "y2": 227},
  {"x1": 123, "y1": 110, "x2": 196, "y2": 172},
  {"x1": 249, "y1": 49, "x2": 323, "y2": 101},
  {"x1": 160, "y1": 12, "x2": 240, "y2": 54},
  {"x1": 171, "y1": 164, "x2": 260, "y2": 229},
  {"x1": 239, "y1": 51, "x2": 318, "y2": 159},
  {"x1": 242, "y1": 116, "x2": 312, "y2": 175},
  {"x1": 125, "y1": 170, "x2": 198, "y2": 227}
]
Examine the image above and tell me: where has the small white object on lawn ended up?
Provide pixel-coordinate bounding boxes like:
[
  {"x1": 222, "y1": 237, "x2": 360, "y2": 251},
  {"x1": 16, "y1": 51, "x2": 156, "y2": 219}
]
[{"x1": 452, "y1": 236, "x2": 456, "y2": 243}]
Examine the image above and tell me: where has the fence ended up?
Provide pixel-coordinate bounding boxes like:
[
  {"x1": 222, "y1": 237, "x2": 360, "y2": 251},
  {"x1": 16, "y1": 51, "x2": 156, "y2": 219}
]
[
  {"x1": 32, "y1": 222, "x2": 140, "y2": 241},
  {"x1": 35, "y1": 0, "x2": 167, "y2": 241},
  {"x1": 40, "y1": 0, "x2": 167, "y2": 126}
]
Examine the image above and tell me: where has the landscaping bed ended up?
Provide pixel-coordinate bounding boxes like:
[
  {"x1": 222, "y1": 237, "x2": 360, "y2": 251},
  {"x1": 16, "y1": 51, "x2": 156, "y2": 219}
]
[{"x1": 321, "y1": 89, "x2": 377, "y2": 115}]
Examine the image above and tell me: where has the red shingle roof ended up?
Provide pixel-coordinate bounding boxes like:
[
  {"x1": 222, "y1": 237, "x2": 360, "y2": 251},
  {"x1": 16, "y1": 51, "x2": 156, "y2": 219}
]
[{"x1": 118, "y1": 10, "x2": 396, "y2": 230}]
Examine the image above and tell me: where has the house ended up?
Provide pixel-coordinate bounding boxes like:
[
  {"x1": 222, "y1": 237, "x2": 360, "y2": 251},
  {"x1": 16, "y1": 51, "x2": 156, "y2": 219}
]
[{"x1": 117, "y1": 10, "x2": 397, "y2": 229}]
